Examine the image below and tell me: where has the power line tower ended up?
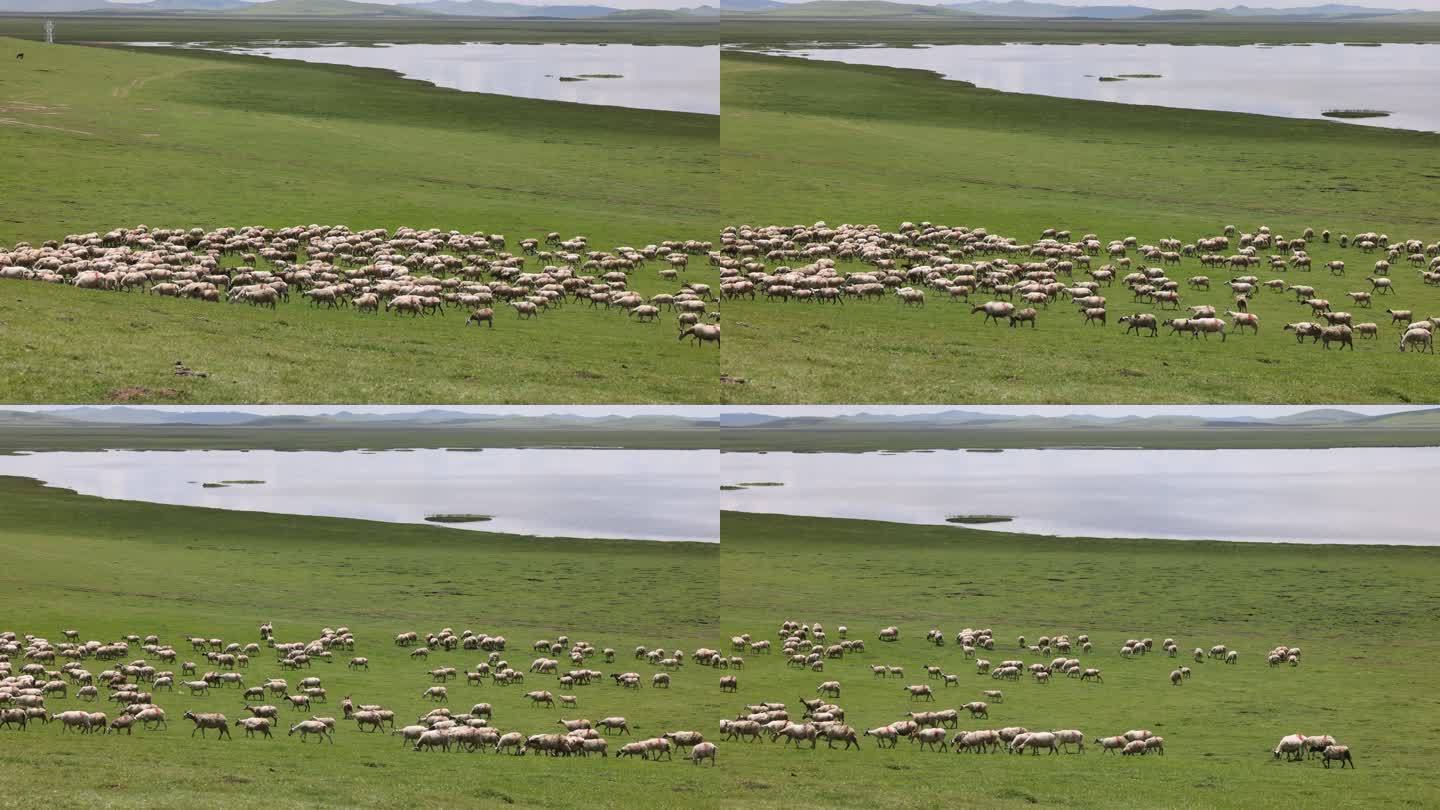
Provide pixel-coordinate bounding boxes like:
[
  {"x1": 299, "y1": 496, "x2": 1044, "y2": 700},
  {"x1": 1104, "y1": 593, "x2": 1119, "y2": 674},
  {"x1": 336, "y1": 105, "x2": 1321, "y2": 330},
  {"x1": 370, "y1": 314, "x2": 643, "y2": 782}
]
[{"x1": 44, "y1": 20, "x2": 55, "y2": 45}]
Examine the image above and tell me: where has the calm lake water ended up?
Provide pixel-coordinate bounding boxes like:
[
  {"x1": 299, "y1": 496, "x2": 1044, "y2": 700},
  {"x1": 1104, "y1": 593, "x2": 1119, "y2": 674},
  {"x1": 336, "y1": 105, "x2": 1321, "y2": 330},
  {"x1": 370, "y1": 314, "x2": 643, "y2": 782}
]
[
  {"x1": 720, "y1": 447, "x2": 1440, "y2": 545},
  {"x1": 772, "y1": 43, "x2": 1440, "y2": 132},
  {"x1": 177, "y1": 42, "x2": 719, "y2": 114},
  {"x1": 0, "y1": 449, "x2": 717, "y2": 542}
]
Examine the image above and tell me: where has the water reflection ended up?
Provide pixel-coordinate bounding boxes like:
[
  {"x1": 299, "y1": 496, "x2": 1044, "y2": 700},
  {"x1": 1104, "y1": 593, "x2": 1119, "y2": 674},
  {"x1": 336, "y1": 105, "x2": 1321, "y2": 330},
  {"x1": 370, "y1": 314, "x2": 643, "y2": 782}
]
[
  {"x1": 222, "y1": 42, "x2": 720, "y2": 114},
  {"x1": 721, "y1": 447, "x2": 1439, "y2": 544},
  {"x1": 0, "y1": 449, "x2": 718, "y2": 542},
  {"x1": 775, "y1": 43, "x2": 1440, "y2": 132}
]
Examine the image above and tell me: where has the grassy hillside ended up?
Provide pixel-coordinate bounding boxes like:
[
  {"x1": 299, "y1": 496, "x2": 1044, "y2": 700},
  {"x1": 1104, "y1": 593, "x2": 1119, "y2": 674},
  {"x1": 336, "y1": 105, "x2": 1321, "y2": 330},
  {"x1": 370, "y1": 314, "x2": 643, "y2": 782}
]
[
  {"x1": 0, "y1": 15, "x2": 720, "y2": 45},
  {"x1": 0, "y1": 476, "x2": 722, "y2": 808},
  {"x1": 718, "y1": 52, "x2": 1440, "y2": 403},
  {"x1": 719, "y1": 17, "x2": 1440, "y2": 45},
  {"x1": 719, "y1": 510, "x2": 1440, "y2": 807},
  {"x1": 747, "y1": 0, "x2": 968, "y2": 17},
  {"x1": 232, "y1": 0, "x2": 433, "y2": 15},
  {"x1": 0, "y1": 39, "x2": 718, "y2": 403}
]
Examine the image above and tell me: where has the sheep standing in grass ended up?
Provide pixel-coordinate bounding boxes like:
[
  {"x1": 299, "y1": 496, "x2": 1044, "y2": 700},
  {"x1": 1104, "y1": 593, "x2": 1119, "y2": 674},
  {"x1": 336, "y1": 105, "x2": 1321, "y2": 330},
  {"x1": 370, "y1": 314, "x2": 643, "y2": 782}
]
[
  {"x1": 1321, "y1": 745, "x2": 1354, "y2": 769},
  {"x1": 679, "y1": 324, "x2": 720, "y2": 346},
  {"x1": 182, "y1": 711, "x2": 230, "y2": 739},
  {"x1": 690, "y1": 741, "x2": 717, "y2": 765},
  {"x1": 234, "y1": 717, "x2": 273, "y2": 739},
  {"x1": 1274, "y1": 733, "x2": 1307, "y2": 761},
  {"x1": 289, "y1": 720, "x2": 333, "y2": 744}
]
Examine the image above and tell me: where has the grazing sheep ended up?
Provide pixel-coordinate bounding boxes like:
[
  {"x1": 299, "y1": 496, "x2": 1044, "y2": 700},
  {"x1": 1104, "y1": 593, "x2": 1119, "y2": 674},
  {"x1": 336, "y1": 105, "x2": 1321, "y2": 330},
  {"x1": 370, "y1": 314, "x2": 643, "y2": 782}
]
[
  {"x1": 971, "y1": 301, "x2": 1015, "y2": 324},
  {"x1": 864, "y1": 725, "x2": 899, "y2": 748},
  {"x1": 1321, "y1": 745, "x2": 1354, "y2": 769},
  {"x1": 1052, "y1": 729, "x2": 1085, "y2": 753},
  {"x1": 1274, "y1": 733, "x2": 1307, "y2": 761},
  {"x1": 233, "y1": 717, "x2": 273, "y2": 739},
  {"x1": 597, "y1": 717, "x2": 629, "y2": 735},
  {"x1": 689, "y1": 741, "x2": 718, "y2": 766},
  {"x1": 1400, "y1": 328, "x2": 1434, "y2": 353},
  {"x1": 906, "y1": 684, "x2": 934, "y2": 702},
  {"x1": 912, "y1": 727, "x2": 948, "y2": 752},
  {"x1": 679, "y1": 324, "x2": 720, "y2": 346},
  {"x1": 288, "y1": 714, "x2": 332, "y2": 743},
  {"x1": 1015, "y1": 731, "x2": 1059, "y2": 755},
  {"x1": 1096, "y1": 735, "x2": 1125, "y2": 754},
  {"x1": 1321, "y1": 325, "x2": 1354, "y2": 351},
  {"x1": 182, "y1": 711, "x2": 230, "y2": 739}
]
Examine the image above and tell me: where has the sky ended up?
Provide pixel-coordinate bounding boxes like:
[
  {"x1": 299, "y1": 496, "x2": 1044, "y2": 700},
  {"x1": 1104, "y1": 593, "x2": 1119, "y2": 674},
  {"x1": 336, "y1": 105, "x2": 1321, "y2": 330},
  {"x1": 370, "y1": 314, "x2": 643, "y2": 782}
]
[
  {"x1": 98, "y1": 0, "x2": 1439, "y2": 10},
  {"x1": 751, "y1": 0, "x2": 1435, "y2": 8}
]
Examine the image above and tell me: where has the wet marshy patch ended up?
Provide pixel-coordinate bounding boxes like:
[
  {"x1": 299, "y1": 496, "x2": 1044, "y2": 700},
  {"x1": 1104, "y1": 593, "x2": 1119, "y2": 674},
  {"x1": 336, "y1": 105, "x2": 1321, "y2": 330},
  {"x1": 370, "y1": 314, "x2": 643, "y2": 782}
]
[
  {"x1": 424, "y1": 514, "x2": 494, "y2": 524},
  {"x1": 945, "y1": 515, "x2": 1014, "y2": 525},
  {"x1": 1322, "y1": 109, "x2": 1390, "y2": 119}
]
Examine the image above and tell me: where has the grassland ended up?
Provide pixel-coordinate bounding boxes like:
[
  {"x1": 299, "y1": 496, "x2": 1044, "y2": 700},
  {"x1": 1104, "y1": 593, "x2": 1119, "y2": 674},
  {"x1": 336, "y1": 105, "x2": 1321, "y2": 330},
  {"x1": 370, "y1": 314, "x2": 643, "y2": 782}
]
[
  {"x1": 0, "y1": 475, "x2": 722, "y2": 808},
  {"x1": 0, "y1": 38, "x2": 717, "y2": 403},
  {"x1": 720, "y1": 17, "x2": 1440, "y2": 46},
  {"x1": 0, "y1": 425, "x2": 721, "y2": 453},
  {"x1": 0, "y1": 15, "x2": 719, "y2": 46},
  {"x1": 719, "y1": 51, "x2": 1440, "y2": 403},
  {"x1": 719, "y1": 510, "x2": 1440, "y2": 808}
]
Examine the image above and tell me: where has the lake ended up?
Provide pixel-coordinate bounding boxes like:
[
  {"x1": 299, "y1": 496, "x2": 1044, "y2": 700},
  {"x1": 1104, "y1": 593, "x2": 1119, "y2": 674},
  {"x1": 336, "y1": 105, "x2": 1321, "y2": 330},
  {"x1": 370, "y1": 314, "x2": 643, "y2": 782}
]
[
  {"x1": 155, "y1": 42, "x2": 719, "y2": 115},
  {"x1": 0, "y1": 449, "x2": 717, "y2": 542},
  {"x1": 720, "y1": 447, "x2": 1439, "y2": 545},
  {"x1": 767, "y1": 43, "x2": 1440, "y2": 133}
]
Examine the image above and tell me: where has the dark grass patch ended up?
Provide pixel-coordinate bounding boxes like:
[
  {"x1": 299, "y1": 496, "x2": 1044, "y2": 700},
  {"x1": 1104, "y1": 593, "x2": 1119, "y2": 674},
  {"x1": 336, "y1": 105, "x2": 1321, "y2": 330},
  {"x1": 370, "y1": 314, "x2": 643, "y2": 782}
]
[
  {"x1": 945, "y1": 514, "x2": 1014, "y2": 524},
  {"x1": 1322, "y1": 109, "x2": 1390, "y2": 119}
]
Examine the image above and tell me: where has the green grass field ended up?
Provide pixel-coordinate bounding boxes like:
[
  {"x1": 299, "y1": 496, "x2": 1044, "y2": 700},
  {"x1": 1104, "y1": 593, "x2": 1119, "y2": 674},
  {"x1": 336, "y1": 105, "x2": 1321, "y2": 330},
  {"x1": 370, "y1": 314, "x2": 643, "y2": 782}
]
[
  {"x1": 0, "y1": 476, "x2": 722, "y2": 808},
  {"x1": 720, "y1": 17, "x2": 1440, "y2": 46},
  {"x1": 0, "y1": 16, "x2": 719, "y2": 46},
  {"x1": 0, "y1": 425, "x2": 720, "y2": 453},
  {"x1": 719, "y1": 510, "x2": 1440, "y2": 808},
  {"x1": 0, "y1": 38, "x2": 718, "y2": 403},
  {"x1": 719, "y1": 52, "x2": 1440, "y2": 403}
]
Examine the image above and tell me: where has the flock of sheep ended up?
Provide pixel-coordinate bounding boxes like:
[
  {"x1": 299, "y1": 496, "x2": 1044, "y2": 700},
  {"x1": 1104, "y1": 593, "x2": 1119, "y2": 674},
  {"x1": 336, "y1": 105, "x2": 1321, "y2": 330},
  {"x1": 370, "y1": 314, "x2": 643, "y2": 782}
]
[
  {"x1": 0, "y1": 616, "x2": 1363, "y2": 778},
  {"x1": 715, "y1": 221, "x2": 1440, "y2": 354},
  {"x1": 710, "y1": 620, "x2": 1354, "y2": 769},
  {"x1": 0, "y1": 622, "x2": 717, "y2": 766},
  {"x1": 0, "y1": 225, "x2": 720, "y2": 347},
  {"x1": 13, "y1": 220, "x2": 1437, "y2": 359}
]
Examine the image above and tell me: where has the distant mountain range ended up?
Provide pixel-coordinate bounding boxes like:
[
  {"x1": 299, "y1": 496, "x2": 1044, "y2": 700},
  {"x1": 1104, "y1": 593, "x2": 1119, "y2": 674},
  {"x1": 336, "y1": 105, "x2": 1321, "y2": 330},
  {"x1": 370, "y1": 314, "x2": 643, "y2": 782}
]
[
  {"x1": 0, "y1": 407, "x2": 718, "y2": 430},
  {"x1": 717, "y1": 0, "x2": 1421, "y2": 17},
  {"x1": 724, "y1": 408, "x2": 1440, "y2": 430},
  {"x1": 0, "y1": 0, "x2": 719, "y2": 18}
]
